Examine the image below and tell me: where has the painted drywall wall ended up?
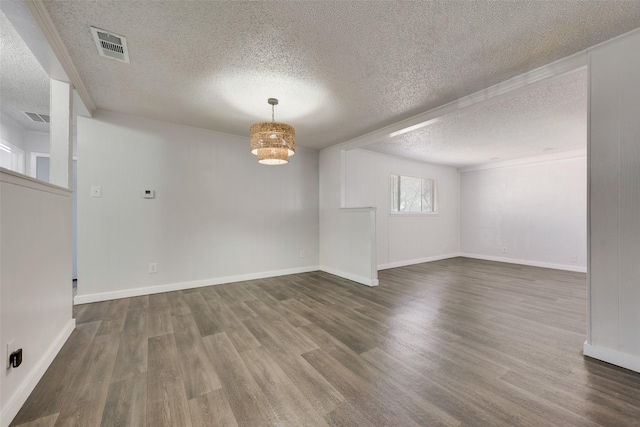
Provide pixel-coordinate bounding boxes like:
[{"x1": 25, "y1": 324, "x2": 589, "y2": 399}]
[
  {"x1": 23, "y1": 130, "x2": 50, "y2": 178},
  {"x1": 76, "y1": 111, "x2": 319, "y2": 303},
  {"x1": 344, "y1": 149, "x2": 460, "y2": 269},
  {"x1": 0, "y1": 169, "x2": 74, "y2": 427},
  {"x1": 318, "y1": 147, "x2": 378, "y2": 286},
  {"x1": 585, "y1": 30, "x2": 640, "y2": 373},
  {"x1": 0, "y1": 112, "x2": 25, "y2": 149},
  {"x1": 0, "y1": 114, "x2": 54, "y2": 177},
  {"x1": 322, "y1": 208, "x2": 378, "y2": 286},
  {"x1": 0, "y1": 113, "x2": 27, "y2": 174},
  {"x1": 460, "y1": 155, "x2": 587, "y2": 271}
]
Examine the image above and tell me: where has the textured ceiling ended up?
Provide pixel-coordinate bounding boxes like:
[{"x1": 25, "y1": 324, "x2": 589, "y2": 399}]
[
  {"x1": 365, "y1": 69, "x2": 587, "y2": 168},
  {"x1": 0, "y1": 10, "x2": 50, "y2": 132},
  {"x1": 36, "y1": 1, "x2": 640, "y2": 164}
]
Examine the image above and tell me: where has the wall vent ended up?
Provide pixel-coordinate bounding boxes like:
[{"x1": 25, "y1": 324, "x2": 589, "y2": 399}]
[
  {"x1": 90, "y1": 26, "x2": 130, "y2": 63},
  {"x1": 24, "y1": 112, "x2": 50, "y2": 123}
]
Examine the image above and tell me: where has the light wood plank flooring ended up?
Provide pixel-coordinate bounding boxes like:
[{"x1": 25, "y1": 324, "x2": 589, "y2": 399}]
[{"x1": 11, "y1": 257, "x2": 640, "y2": 426}]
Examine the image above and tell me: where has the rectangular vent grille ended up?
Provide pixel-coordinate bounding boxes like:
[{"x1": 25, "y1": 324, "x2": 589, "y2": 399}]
[
  {"x1": 24, "y1": 112, "x2": 51, "y2": 123},
  {"x1": 91, "y1": 26, "x2": 130, "y2": 63}
]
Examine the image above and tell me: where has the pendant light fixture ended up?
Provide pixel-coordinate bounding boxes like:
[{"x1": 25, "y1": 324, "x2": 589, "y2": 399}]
[{"x1": 250, "y1": 98, "x2": 295, "y2": 165}]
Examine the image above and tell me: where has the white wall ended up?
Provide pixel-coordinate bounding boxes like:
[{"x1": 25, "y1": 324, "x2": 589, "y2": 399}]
[
  {"x1": 0, "y1": 113, "x2": 54, "y2": 178},
  {"x1": 0, "y1": 113, "x2": 27, "y2": 174},
  {"x1": 76, "y1": 111, "x2": 319, "y2": 303},
  {"x1": 0, "y1": 112, "x2": 25, "y2": 150},
  {"x1": 585, "y1": 30, "x2": 640, "y2": 373},
  {"x1": 321, "y1": 207, "x2": 378, "y2": 286},
  {"x1": 318, "y1": 147, "x2": 379, "y2": 286},
  {"x1": 23, "y1": 130, "x2": 51, "y2": 178},
  {"x1": 23, "y1": 130, "x2": 49, "y2": 153},
  {"x1": 460, "y1": 155, "x2": 587, "y2": 271},
  {"x1": 1, "y1": 169, "x2": 74, "y2": 427},
  {"x1": 344, "y1": 149, "x2": 460, "y2": 269}
]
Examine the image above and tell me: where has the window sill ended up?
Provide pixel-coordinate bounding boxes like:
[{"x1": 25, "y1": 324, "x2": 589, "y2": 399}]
[{"x1": 389, "y1": 212, "x2": 439, "y2": 217}]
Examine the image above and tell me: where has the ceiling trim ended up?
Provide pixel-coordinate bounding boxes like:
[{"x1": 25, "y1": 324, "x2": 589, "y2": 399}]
[
  {"x1": 331, "y1": 51, "x2": 588, "y2": 152},
  {"x1": 24, "y1": 0, "x2": 96, "y2": 115},
  {"x1": 457, "y1": 149, "x2": 587, "y2": 173}
]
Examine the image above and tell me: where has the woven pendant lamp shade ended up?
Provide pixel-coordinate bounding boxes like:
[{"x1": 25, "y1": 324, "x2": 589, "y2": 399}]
[{"x1": 250, "y1": 99, "x2": 295, "y2": 165}]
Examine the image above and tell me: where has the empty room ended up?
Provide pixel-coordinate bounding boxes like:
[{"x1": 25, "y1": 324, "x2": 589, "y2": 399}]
[{"x1": 1, "y1": 1, "x2": 640, "y2": 426}]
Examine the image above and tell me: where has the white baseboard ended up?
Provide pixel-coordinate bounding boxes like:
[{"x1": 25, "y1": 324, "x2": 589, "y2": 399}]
[
  {"x1": 2, "y1": 318, "x2": 75, "y2": 427},
  {"x1": 377, "y1": 253, "x2": 461, "y2": 270},
  {"x1": 74, "y1": 266, "x2": 320, "y2": 304},
  {"x1": 319, "y1": 266, "x2": 379, "y2": 287},
  {"x1": 583, "y1": 341, "x2": 640, "y2": 373},
  {"x1": 459, "y1": 253, "x2": 587, "y2": 273}
]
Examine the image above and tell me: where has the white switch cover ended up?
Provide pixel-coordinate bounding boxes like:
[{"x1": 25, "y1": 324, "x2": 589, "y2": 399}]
[{"x1": 91, "y1": 186, "x2": 102, "y2": 198}]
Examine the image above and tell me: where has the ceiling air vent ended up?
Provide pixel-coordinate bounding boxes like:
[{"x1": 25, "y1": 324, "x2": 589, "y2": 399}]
[
  {"x1": 90, "y1": 26, "x2": 130, "y2": 63},
  {"x1": 24, "y1": 112, "x2": 50, "y2": 123}
]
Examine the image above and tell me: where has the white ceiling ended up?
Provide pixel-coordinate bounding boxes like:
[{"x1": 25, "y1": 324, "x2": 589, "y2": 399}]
[
  {"x1": 6, "y1": 1, "x2": 640, "y2": 165},
  {"x1": 365, "y1": 69, "x2": 588, "y2": 168},
  {"x1": 0, "y1": 10, "x2": 51, "y2": 132}
]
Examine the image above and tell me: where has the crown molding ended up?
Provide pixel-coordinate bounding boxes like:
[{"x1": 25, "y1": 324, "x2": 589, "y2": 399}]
[{"x1": 457, "y1": 149, "x2": 587, "y2": 173}]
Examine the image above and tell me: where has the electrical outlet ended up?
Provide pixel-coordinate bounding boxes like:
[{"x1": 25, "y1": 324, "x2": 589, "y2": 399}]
[
  {"x1": 300, "y1": 250, "x2": 305, "y2": 258},
  {"x1": 149, "y1": 263, "x2": 157, "y2": 274},
  {"x1": 502, "y1": 247, "x2": 507, "y2": 253},
  {"x1": 90, "y1": 186, "x2": 102, "y2": 198},
  {"x1": 9, "y1": 349, "x2": 22, "y2": 368},
  {"x1": 571, "y1": 256, "x2": 578, "y2": 263}
]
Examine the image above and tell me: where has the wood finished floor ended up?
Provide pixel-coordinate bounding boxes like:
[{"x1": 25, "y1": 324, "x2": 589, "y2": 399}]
[{"x1": 11, "y1": 257, "x2": 640, "y2": 426}]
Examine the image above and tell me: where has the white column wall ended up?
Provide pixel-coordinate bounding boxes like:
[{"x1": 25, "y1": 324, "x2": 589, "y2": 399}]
[
  {"x1": 49, "y1": 79, "x2": 73, "y2": 189},
  {"x1": 76, "y1": 111, "x2": 319, "y2": 303},
  {"x1": 318, "y1": 147, "x2": 379, "y2": 286},
  {"x1": 585, "y1": 30, "x2": 640, "y2": 373}
]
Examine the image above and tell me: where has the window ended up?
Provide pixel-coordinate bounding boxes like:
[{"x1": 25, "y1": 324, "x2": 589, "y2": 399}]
[{"x1": 391, "y1": 174, "x2": 437, "y2": 213}]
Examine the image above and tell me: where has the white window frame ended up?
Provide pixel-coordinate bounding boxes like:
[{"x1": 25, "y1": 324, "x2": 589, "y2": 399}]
[{"x1": 390, "y1": 173, "x2": 438, "y2": 215}]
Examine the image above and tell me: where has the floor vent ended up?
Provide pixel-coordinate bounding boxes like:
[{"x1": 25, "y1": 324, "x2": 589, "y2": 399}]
[
  {"x1": 24, "y1": 112, "x2": 50, "y2": 123},
  {"x1": 91, "y1": 26, "x2": 130, "y2": 63}
]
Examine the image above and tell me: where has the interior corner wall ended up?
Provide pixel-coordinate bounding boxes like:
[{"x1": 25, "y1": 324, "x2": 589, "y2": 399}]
[
  {"x1": 460, "y1": 156, "x2": 587, "y2": 271},
  {"x1": 76, "y1": 111, "x2": 319, "y2": 303},
  {"x1": 343, "y1": 149, "x2": 460, "y2": 269},
  {"x1": 586, "y1": 30, "x2": 640, "y2": 373}
]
